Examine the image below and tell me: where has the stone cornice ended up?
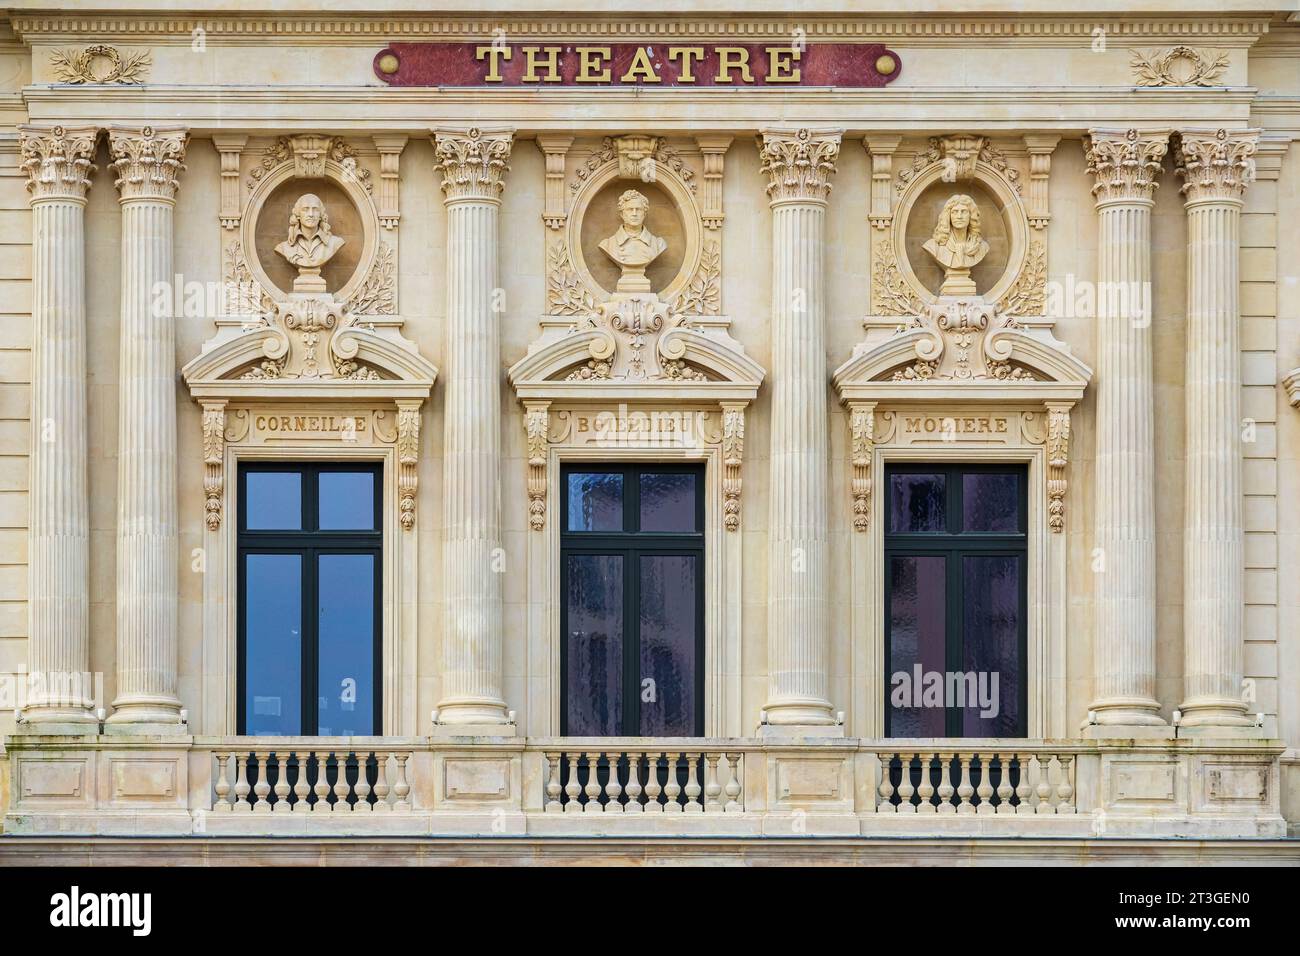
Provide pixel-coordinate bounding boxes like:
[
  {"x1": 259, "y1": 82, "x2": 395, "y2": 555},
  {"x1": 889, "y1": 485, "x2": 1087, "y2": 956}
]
[
  {"x1": 757, "y1": 127, "x2": 842, "y2": 205},
  {"x1": 18, "y1": 123, "x2": 98, "y2": 201},
  {"x1": 432, "y1": 126, "x2": 513, "y2": 203},
  {"x1": 107, "y1": 124, "x2": 188, "y2": 202},
  {"x1": 1083, "y1": 128, "x2": 1171, "y2": 205},
  {"x1": 1174, "y1": 126, "x2": 1262, "y2": 203}
]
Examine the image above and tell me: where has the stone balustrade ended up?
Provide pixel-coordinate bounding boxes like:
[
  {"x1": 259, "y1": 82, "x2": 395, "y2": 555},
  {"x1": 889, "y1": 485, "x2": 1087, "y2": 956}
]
[
  {"x1": 210, "y1": 740, "x2": 414, "y2": 813},
  {"x1": 540, "y1": 741, "x2": 744, "y2": 814},
  {"x1": 870, "y1": 744, "x2": 1080, "y2": 814}
]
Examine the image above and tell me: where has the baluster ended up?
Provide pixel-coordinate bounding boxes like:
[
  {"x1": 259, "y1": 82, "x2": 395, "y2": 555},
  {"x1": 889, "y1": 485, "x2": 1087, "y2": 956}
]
[
  {"x1": 332, "y1": 752, "x2": 351, "y2": 811},
  {"x1": 877, "y1": 753, "x2": 896, "y2": 812},
  {"x1": 605, "y1": 753, "x2": 624, "y2": 813},
  {"x1": 583, "y1": 752, "x2": 604, "y2": 812},
  {"x1": 995, "y1": 753, "x2": 1014, "y2": 814},
  {"x1": 955, "y1": 754, "x2": 975, "y2": 815},
  {"x1": 896, "y1": 754, "x2": 916, "y2": 813},
  {"x1": 372, "y1": 752, "x2": 392, "y2": 812},
  {"x1": 233, "y1": 752, "x2": 252, "y2": 811},
  {"x1": 624, "y1": 754, "x2": 644, "y2": 813},
  {"x1": 683, "y1": 754, "x2": 703, "y2": 813},
  {"x1": 916, "y1": 753, "x2": 936, "y2": 813},
  {"x1": 544, "y1": 752, "x2": 563, "y2": 812},
  {"x1": 354, "y1": 752, "x2": 373, "y2": 812},
  {"x1": 644, "y1": 752, "x2": 664, "y2": 812},
  {"x1": 724, "y1": 753, "x2": 742, "y2": 812},
  {"x1": 291, "y1": 752, "x2": 310, "y2": 811},
  {"x1": 393, "y1": 753, "x2": 411, "y2": 811},
  {"x1": 252, "y1": 751, "x2": 272, "y2": 813},
  {"x1": 1035, "y1": 755, "x2": 1055, "y2": 814},
  {"x1": 975, "y1": 754, "x2": 995, "y2": 815},
  {"x1": 1014, "y1": 753, "x2": 1032, "y2": 812},
  {"x1": 271, "y1": 752, "x2": 291, "y2": 811},
  {"x1": 704, "y1": 754, "x2": 722, "y2": 812},
  {"x1": 312, "y1": 752, "x2": 331, "y2": 811},
  {"x1": 1056, "y1": 755, "x2": 1075, "y2": 812},
  {"x1": 663, "y1": 753, "x2": 683, "y2": 812},
  {"x1": 564, "y1": 752, "x2": 582, "y2": 812},
  {"x1": 214, "y1": 753, "x2": 232, "y2": 811},
  {"x1": 936, "y1": 751, "x2": 956, "y2": 814}
]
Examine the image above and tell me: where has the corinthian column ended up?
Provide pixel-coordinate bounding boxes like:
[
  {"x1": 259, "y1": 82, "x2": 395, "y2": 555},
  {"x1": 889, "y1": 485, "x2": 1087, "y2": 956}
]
[
  {"x1": 432, "y1": 127, "x2": 514, "y2": 727},
  {"x1": 1175, "y1": 128, "x2": 1261, "y2": 731},
  {"x1": 105, "y1": 125, "x2": 188, "y2": 728},
  {"x1": 1082, "y1": 129, "x2": 1170, "y2": 731},
  {"x1": 17, "y1": 126, "x2": 99, "y2": 726},
  {"x1": 757, "y1": 127, "x2": 841, "y2": 729}
]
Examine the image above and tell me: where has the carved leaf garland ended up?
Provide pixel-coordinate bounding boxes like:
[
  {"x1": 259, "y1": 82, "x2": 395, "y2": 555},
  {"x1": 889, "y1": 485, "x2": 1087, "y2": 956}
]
[
  {"x1": 669, "y1": 241, "x2": 721, "y2": 318},
  {"x1": 999, "y1": 241, "x2": 1047, "y2": 317},
  {"x1": 348, "y1": 242, "x2": 396, "y2": 315},
  {"x1": 547, "y1": 243, "x2": 598, "y2": 316}
]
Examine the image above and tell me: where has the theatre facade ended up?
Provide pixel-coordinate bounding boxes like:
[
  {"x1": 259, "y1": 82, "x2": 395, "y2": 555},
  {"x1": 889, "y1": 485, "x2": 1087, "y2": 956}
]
[{"x1": 1, "y1": 3, "x2": 1299, "y2": 863}]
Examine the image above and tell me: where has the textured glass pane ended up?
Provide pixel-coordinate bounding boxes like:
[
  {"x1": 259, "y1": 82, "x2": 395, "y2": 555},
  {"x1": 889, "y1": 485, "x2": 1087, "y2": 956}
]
[
  {"x1": 246, "y1": 472, "x2": 301, "y2": 530},
  {"x1": 889, "y1": 473, "x2": 946, "y2": 533},
  {"x1": 963, "y1": 473, "x2": 1021, "y2": 533},
  {"x1": 639, "y1": 472, "x2": 697, "y2": 533},
  {"x1": 319, "y1": 471, "x2": 376, "y2": 531},
  {"x1": 639, "y1": 555, "x2": 698, "y2": 736},
  {"x1": 888, "y1": 555, "x2": 947, "y2": 737},
  {"x1": 317, "y1": 554, "x2": 376, "y2": 736},
  {"x1": 566, "y1": 473, "x2": 624, "y2": 532},
  {"x1": 244, "y1": 554, "x2": 301, "y2": 735},
  {"x1": 962, "y1": 555, "x2": 1022, "y2": 737},
  {"x1": 565, "y1": 555, "x2": 623, "y2": 735}
]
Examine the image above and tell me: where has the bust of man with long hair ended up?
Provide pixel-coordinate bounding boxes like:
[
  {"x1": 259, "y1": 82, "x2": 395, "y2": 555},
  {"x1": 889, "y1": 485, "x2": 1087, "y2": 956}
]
[
  {"x1": 275, "y1": 193, "x2": 345, "y2": 292},
  {"x1": 922, "y1": 193, "x2": 989, "y2": 295}
]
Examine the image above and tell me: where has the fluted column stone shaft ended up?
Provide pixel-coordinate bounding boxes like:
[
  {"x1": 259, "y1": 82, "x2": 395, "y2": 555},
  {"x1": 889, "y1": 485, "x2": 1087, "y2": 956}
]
[
  {"x1": 106, "y1": 125, "x2": 188, "y2": 727},
  {"x1": 1175, "y1": 128, "x2": 1261, "y2": 729},
  {"x1": 433, "y1": 127, "x2": 514, "y2": 726},
  {"x1": 1082, "y1": 129, "x2": 1169, "y2": 727},
  {"x1": 18, "y1": 125, "x2": 99, "y2": 724},
  {"x1": 757, "y1": 127, "x2": 841, "y2": 728}
]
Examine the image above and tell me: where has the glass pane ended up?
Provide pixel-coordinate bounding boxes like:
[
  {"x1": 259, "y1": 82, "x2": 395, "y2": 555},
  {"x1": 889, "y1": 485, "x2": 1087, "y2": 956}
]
[
  {"x1": 961, "y1": 555, "x2": 1022, "y2": 737},
  {"x1": 565, "y1": 555, "x2": 623, "y2": 735},
  {"x1": 889, "y1": 473, "x2": 946, "y2": 533},
  {"x1": 888, "y1": 555, "x2": 946, "y2": 737},
  {"x1": 317, "y1": 554, "x2": 376, "y2": 736},
  {"x1": 963, "y1": 473, "x2": 1021, "y2": 533},
  {"x1": 244, "y1": 554, "x2": 302, "y2": 735},
  {"x1": 639, "y1": 555, "x2": 698, "y2": 736},
  {"x1": 639, "y1": 472, "x2": 697, "y2": 533},
  {"x1": 566, "y1": 473, "x2": 624, "y2": 532},
  {"x1": 319, "y1": 471, "x2": 376, "y2": 530},
  {"x1": 245, "y1": 472, "x2": 302, "y2": 530}
]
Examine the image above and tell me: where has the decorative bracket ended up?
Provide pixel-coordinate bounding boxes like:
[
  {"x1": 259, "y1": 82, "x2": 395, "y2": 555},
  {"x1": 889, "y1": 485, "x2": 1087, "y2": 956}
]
[
  {"x1": 695, "y1": 136, "x2": 732, "y2": 230},
  {"x1": 525, "y1": 401, "x2": 551, "y2": 530},
  {"x1": 202, "y1": 401, "x2": 227, "y2": 531},
  {"x1": 864, "y1": 135, "x2": 902, "y2": 230},
  {"x1": 396, "y1": 400, "x2": 421, "y2": 531},
  {"x1": 212, "y1": 135, "x2": 247, "y2": 230},
  {"x1": 1045, "y1": 402, "x2": 1071, "y2": 533},
  {"x1": 848, "y1": 402, "x2": 876, "y2": 531},
  {"x1": 536, "y1": 135, "x2": 574, "y2": 229},
  {"x1": 721, "y1": 403, "x2": 744, "y2": 531},
  {"x1": 616, "y1": 135, "x2": 660, "y2": 179},
  {"x1": 1023, "y1": 135, "x2": 1059, "y2": 230},
  {"x1": 373, "y1": 135, "x2": 407, "y2": 229}
]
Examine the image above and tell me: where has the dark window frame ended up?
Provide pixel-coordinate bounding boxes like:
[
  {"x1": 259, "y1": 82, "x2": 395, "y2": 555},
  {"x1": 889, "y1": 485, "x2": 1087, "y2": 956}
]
[
  {"x1": 236, "y1": 462, "x2": 383, "y2": 736},
  {"x1": 559, "y1": 462, "x2": 706, "y2": 737},
  {"x1": 883, "y1": 462, "x2": 1029, "y2": 738}
]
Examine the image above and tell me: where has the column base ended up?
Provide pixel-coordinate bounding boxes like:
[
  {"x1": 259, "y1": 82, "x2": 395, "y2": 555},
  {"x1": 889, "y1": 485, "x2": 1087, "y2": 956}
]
[
  {"x1": 1177, "y1": 697, "x2": 1257, "y2": 731},
  {"x1": 14, "y1": 719, "x2": 99, "y2": 736},
  {"x1": 433, "y1": 697, "x2": 513, "y2": 728},
  {"x1": 428, "y1": 722, "x2": 518, "y2": 739},
  {"x1": 105, "y1": 697, "x2": 184, "y2": 732},
  {"x1": 1081, "y1": 723, "x2": 1174, "y2": 740},
  {"x1": 756, "y1": 723, "x2": 844, "y2": 739}
]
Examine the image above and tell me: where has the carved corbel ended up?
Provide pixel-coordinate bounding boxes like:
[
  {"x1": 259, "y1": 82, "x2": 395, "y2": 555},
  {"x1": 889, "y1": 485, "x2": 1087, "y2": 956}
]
[
  {"x1": 721, "y1": 403, "x2": 745, "y2": 531},
  {"x1": 289, "y1": 134, "x2": 333, "y2": 178},
  {"x1": 863, "y1": 135, "x2": 902, "y2": 230},
  {"x1": 396, "y1": 401, "x2": 421, "y2": 531},
  {"x1": 1023, "y1": 135, "x2": 1059, "y2": 230},
  {"x1": 525, "y1": 401, "x2": 551, "y2": 530},
  {"x1": 848, "y1": 402, "x2": 876, "y2": 531},
  {"x1": 373, "y1": 135, "x2": 407, "y2": 229},
  {"x1": 536, "y1": 135, "x2": 574, "y2": 229},
  {"x1": 695, "y1": 136, "x2": 732, "y2": 230},
  {"x1": 939, "y1": 134, "x2": 986, "y2": 181},
  {"x1": 201, "y1": 401, "x2": 227, "y2": 531},
  {"x1": 212, "y1": 135, "x2": 247, "y2": 230},
  {"x1": 615, "y1": 135, "x2": 660, "y2": 179},
  {"x1": 1045, "y1": 402, "x2": 1071, "y2": 533}
]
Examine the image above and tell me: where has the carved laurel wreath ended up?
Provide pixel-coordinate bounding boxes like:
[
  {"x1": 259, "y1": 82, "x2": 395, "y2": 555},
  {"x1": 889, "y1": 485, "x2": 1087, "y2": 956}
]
[
  {"x1": 50, "y1": 45, "x2": 151, "y2": 85},
  {"x1": 1130, "y1": 47, "x2": 1229, "y2": 88}
]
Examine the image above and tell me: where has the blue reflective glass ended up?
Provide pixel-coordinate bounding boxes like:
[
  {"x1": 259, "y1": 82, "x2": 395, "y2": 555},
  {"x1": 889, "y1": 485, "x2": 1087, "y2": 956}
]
[
  {"x1": 566, "y1": 472, "x2": 624, "y2": 532},
  {"x1": 316, "y1": 554, "x2": 375, "y2": 736},
  {"x1": 319, "y1": 471, "x2": 376, "y2": 530},
  {"x1": 244, "y1": 554, "x2": 301, "y2": 735},
  {"x1": 246, "y1": 472, "x2": 302, "y2": 530}
]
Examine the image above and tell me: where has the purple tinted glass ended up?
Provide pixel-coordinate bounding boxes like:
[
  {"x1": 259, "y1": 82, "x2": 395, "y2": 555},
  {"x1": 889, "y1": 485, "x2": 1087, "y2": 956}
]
[
  {"x1": 565, "y1": 554, "x2": 623, "y2": 735},
  {"x1": 638, "y1": 555, "x2": 698, "y2": 736},
  {"x1": 961, "y1": 555, "x2": 1021, "y2": 736},
  {"x1": 566, "y1": 473, "x2": 624, "y2": 532},
  {"x1": 962, "y1": 473, "x2": 1021, "y2": 533},
  {"x1": 639, "y1": 472, "x2": 698, "y2": 533},
  {"x1": 889, "y1": 473, "x2": 946, "y2": 533},
  {"x1": 888, "y1": 555, "x2": 947, "y2": 737}
]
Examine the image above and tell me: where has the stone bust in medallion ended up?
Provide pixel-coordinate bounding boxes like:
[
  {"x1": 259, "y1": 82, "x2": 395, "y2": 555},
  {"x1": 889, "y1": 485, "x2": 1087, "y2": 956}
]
[
  {"x1": 275, "y1": 193, "x2": 345, "y2": 293},
  {"x1": 922, "y1": 193, "x2": 989, "y2": 296},
  {"x1": 599, "y1": 188, "x2": 668, "y2": 294}
]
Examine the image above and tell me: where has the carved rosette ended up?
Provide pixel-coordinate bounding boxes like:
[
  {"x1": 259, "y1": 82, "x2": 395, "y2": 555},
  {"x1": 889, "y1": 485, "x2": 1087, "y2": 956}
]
[
  {"x1": 396, "y1": 402, "x2": 421, "y2": 531},
  {"x1": 1046, "y1": 404, "x2": 1071, "y2": 533},
  {"x1": 849, "y1": 403, "x2": 875, "y2": 532},
  {"x1": 107, "y1": 126, "x2": 188, "y2": 203},
  {"x1": 202, "y1": 402, "x2": 226, "y2": 531},
  {"x1": 722, "y1": 404, "x2": 745, "y2": 532},
  {"x1": 525, "y1": 403, "x2": 550, "y2": 530},
  {"x1": 1174, "y1": 128, "x2": 1260, "y2": 204},
  {"x1": 757, "y1": 128, "x2": 842, "y2": 205},
  {"x1": 19, "y1": 125, "x2": 98, "y2": 202},
  {"x1": 1083, "y1": 129, "x2": 1169, "y2": 206},
  {"x1": 434, "y1": 127, "x2": 514, "y2": 203}
]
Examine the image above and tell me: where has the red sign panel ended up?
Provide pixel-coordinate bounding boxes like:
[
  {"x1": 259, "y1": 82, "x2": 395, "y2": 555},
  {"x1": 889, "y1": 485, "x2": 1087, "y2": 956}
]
[{"x1": 374, "y1": 42, "x2": 901, "y2": 88}]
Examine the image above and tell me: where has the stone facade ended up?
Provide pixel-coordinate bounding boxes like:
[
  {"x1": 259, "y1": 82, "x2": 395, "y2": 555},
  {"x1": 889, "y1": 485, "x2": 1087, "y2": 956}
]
[{"x1": 0, "y1": 2, "x2": 1298, "y2": 861}]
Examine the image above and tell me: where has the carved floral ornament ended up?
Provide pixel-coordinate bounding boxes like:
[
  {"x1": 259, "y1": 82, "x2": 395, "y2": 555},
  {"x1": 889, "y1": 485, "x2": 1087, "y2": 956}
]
[
  {"x1": 49, "y1": 44, "x2": 150, "y2": 84},
  {"x1": 1174, "y1": 128, "x2": 1261, "y2": 203},
  {"x1": 18, "y1": 125, "x2": 98, "y2": 201},
  {"x1": 1129, "y1": 46, "x2": 1229, "y2": 88}
]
